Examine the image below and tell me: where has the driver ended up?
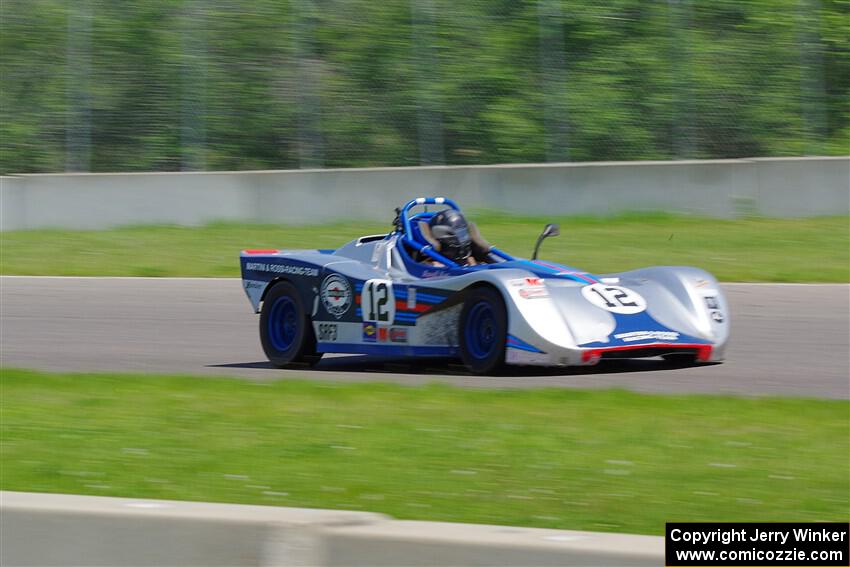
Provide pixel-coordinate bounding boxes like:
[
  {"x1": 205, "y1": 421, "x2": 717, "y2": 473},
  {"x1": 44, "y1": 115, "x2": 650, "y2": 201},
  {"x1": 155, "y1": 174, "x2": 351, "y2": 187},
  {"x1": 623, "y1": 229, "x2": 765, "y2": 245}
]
[{"x1": 427, "y1": 209, "x2": 479, "y2": 266}]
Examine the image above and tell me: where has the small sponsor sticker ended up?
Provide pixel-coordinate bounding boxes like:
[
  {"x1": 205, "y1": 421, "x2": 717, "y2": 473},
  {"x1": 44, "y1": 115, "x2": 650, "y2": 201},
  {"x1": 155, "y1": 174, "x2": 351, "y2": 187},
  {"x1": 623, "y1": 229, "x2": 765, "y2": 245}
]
[
  {"x1": 389, "y1": 327, "x2": 408, "y2": 343},
  {"x1": 613, "y1": 330, "x2": 679, "y2": 343},
  {"x1": 378, "y1": 327, "x2": 388, "y2": 342},
  {"x1": 421, "y1": 269, "x2": 446, "y2": 279},
  {"x1": 519, "y1": 287, "x2": 549, "y2": 299},
  {"x1": 510, "y1": 278, "x2": 549, "y2": 299},
  {"x1": 362, "y1": 322, "x2": 377, "y2": 342},
  {"x1": 703, "y1": 296, "x2": 724, "y2": 323},
  {"x1": 407, "y1": 288, "x2": 417, "y2": 310},
  {"x1": 509, "y1": 277, "x2": 545, "y2": 287}
]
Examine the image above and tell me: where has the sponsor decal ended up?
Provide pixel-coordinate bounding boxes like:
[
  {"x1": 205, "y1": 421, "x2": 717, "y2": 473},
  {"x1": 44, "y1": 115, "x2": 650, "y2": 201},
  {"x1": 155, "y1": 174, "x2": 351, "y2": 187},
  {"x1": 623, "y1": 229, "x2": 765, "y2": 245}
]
[
  {"x1": 510, "y1": 277, "x2": 544, "y2": 287},
  {"x1": 703, "y1": 296, "x2": 724, "y2": 323},
  {"x1": 389, "y1": 327, "x2": 408, "y2": 343},
  {"x1": 245, "y1": 262, "x2": 319, "y2": 277},
  {"x1": 407, "y1": 288, "x2": 417, "y2": 310},
  {"x1": 362, "y1": 322, "x2": 377, "y2": 342},
  {"x1": 243, "y1": 280, "x2": 266, "y2": 308},
  {"x1": 519, "y1": 287, "x2": 549, "y2": 299},
  {"x1": 317, "y1": 323, "x2": 338, "y2": 342},
  {"x1": 614, "y1": 331, "x2": 680, "y2": 343},
  {"x1": 581, "y1": 283, "x2": 647, "y2": 314},
  {"x1": 321, "y1": 274, "x2": 353, "y2": 319},
  {"x1": 362, "y1": 323, "x2": 406, "y2": 343},
  {"x1": 510, "y1": 277, "x2": 549, "y2": 299},
  {"x1": 421, "y1": 269, "x2": 446, "y2": 279}
]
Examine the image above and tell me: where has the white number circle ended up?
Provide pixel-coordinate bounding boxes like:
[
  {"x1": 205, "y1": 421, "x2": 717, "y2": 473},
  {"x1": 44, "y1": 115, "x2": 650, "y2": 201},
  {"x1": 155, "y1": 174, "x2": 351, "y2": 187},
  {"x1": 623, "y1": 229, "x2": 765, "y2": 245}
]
[{"x1": 581, "y1": 283, "x2": 647, "y2": 314}]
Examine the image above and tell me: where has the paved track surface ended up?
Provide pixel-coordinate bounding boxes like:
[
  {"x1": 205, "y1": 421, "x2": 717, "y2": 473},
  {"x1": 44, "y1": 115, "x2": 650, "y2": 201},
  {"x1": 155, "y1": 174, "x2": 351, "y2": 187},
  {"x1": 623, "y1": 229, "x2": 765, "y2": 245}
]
[{"x1": 2, "y1": 277, "x2": 847, "y2": 399}]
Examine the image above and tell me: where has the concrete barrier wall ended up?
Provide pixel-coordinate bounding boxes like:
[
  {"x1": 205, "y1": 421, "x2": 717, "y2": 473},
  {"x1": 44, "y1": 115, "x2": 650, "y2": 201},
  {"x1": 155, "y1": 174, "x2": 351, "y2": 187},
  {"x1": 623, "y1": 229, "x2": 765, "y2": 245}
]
[
  {"x1": 1, "y1": 157, "x2": 847, "y2": 231},
  {"x1": 1, "y1": 491, "x2": 664, "y2": 567}
]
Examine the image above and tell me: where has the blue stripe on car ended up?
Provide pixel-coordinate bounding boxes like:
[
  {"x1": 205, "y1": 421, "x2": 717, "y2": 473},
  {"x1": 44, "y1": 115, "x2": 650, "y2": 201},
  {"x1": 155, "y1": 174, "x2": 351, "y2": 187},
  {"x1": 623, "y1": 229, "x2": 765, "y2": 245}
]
[
  {"x1": 506, "y1": 334, "x2": 544, "y2": 353},
  {"x1": 413, "y1": 292, "x2": 446, "y2": 304},
  {"x1": 317, "y1": 343, "x2": 457, "y2": 357}
]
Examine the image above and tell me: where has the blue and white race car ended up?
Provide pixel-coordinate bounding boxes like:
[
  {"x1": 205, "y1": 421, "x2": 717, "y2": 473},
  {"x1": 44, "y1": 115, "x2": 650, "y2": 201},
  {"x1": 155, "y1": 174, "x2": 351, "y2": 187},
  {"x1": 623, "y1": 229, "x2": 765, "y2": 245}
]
[{"x1": 240, "y1": 197, "x2": 729, "y2": 374}]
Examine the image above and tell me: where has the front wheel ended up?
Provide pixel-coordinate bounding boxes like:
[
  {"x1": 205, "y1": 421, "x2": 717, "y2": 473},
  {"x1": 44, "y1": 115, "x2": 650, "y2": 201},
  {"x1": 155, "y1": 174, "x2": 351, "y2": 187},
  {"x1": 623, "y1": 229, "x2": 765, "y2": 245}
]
[
  {"x1": 459, "y1": 287, "x2": 507, "y2": 374},
  {"x1": 260, "y1": 281, "x2": 322, "y2": 367}
]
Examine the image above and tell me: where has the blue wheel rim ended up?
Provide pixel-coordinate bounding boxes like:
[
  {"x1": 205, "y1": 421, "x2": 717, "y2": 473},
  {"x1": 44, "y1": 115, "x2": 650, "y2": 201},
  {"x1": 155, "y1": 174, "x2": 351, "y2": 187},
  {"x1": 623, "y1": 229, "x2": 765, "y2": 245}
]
[
  {"x1": 268, "y1": 296, "x2": 298, "y2": 352},
  {"x1": 465, "y1": 300, "x2": 498, "y2": 360}
]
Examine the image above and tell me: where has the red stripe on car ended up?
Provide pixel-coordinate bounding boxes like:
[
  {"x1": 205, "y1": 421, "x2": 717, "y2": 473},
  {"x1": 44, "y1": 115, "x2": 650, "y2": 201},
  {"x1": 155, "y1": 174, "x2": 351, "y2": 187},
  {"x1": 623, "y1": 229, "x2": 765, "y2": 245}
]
[{"x1": 581, "y1": 343, "x2": 712, "y2": 363}]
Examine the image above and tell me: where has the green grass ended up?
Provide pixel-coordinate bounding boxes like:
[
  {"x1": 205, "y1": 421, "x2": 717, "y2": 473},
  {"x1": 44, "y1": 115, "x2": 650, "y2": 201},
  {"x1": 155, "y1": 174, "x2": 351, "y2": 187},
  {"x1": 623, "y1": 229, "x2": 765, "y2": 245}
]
[
  {"x1": 2, "y1": 369, "x2": 847, "y2": 535},
  {"x1": 1, "y1": 214, "x2": 847, "y2": 281}
]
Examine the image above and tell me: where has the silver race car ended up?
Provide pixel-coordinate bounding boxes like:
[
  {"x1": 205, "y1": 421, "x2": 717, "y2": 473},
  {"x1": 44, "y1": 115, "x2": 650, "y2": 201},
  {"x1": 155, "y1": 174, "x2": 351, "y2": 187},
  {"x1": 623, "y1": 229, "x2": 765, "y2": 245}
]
[{"x1": 240, "y1": 197, "x2": 729, "y2": 374}]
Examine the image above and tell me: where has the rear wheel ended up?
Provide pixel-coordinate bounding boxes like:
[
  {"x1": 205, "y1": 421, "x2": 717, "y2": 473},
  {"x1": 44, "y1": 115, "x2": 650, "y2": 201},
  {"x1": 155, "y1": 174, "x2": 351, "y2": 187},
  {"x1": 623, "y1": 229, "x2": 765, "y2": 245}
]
[
  {"x1": 459, "y1": 287, "x2": 507, "y2": 375},
  {"x1": 260, "y1": 281, "x2": 322, "y2": 367}
]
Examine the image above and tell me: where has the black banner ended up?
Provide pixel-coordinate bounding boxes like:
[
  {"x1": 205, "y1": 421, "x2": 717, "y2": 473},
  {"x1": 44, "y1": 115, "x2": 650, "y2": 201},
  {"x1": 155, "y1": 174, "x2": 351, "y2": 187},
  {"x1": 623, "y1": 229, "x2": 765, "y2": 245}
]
[{"x1": 666, "y1": 523, "x2": 849, "y2": 566}]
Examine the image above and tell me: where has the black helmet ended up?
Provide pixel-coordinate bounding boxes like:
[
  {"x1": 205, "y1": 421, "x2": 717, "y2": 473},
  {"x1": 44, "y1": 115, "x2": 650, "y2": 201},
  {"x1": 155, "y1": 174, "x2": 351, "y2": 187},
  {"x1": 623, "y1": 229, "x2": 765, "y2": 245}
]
[{"x1": 429, "y1": 209, "x2": 472, "y2": 262}]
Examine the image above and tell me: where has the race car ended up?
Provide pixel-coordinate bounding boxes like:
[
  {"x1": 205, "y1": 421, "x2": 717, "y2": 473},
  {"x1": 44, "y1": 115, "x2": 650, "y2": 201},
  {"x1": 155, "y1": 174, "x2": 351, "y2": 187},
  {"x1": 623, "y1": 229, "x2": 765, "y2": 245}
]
[{"x1": 240, "y1": 197, "x2": 729, "y2": 374}]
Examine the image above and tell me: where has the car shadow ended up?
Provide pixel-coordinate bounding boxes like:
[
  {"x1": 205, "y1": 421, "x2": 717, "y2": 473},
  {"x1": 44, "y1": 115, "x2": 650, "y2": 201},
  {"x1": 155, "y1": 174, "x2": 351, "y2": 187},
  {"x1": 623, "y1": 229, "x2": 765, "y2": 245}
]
[{"x1": 209, "y1": 356, "x2": 716, "y2": 377}]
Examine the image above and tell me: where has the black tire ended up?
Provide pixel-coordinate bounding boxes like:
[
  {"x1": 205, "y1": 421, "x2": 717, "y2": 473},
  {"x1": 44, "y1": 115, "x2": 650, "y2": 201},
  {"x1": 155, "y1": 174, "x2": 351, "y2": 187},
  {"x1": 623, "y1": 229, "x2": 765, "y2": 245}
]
[
  {"x1": 458, "y1": 287, "x2": 507, "y2": 374},
  {"x1": 259, "y1": 281, "x2": 322, "y2": 367}
]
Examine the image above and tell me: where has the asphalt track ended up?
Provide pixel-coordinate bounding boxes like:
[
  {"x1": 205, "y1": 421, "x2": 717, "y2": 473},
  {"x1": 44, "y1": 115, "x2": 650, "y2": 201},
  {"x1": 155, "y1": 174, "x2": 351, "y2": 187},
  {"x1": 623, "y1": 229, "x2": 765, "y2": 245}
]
[{"x1": 1, "y1": 277, "x2": 847, "y2": 399}]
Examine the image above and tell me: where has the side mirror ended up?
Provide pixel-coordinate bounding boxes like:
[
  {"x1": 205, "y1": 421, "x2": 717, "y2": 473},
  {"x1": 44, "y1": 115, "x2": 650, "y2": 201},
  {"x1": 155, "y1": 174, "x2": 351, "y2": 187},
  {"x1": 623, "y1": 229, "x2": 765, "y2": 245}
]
[{"x1": 532, "y1": 223, "x2": 560, "y2": 260}]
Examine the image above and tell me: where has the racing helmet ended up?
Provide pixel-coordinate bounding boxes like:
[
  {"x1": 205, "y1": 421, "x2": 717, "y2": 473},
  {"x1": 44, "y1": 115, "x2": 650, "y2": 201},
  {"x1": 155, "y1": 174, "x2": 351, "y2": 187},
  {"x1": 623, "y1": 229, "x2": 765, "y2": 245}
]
[{"x1": 428, "y1": 209, "x2": 472, "y2": 262}]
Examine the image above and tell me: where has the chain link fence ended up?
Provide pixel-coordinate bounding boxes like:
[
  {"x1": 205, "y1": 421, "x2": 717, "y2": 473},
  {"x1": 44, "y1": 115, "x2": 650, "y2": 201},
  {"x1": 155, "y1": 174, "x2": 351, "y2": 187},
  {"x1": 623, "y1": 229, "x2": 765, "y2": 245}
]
[{"x1": 1, "y1": 0, "x2": 846, "y2": 174}]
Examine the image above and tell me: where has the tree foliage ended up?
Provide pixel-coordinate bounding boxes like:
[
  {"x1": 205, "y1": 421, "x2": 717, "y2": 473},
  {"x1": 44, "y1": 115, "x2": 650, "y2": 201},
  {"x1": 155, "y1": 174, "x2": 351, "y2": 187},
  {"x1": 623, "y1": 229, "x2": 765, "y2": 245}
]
[{"x1": 1, "y1": 0, "x2": 847, "y2": 173}]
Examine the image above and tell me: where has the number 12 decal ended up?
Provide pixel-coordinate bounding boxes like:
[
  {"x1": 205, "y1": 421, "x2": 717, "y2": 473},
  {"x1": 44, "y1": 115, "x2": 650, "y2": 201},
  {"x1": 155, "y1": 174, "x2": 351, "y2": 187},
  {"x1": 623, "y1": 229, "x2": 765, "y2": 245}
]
[
  {"x1": 361, "y1": 279, "x2": 396, "y2": 323},
  {"x1": 581, "y1": 283, "x2": 647, "y2": 314}
]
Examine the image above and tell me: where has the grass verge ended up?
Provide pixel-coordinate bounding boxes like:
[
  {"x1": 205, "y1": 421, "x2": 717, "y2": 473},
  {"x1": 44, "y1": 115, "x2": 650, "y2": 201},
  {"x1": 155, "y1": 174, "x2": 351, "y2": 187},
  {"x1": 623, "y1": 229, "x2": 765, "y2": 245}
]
[
  {"x1": 1, "y1": 214, "x2": 847, "y2": 281},
  {"x1": 2, "y1": 368, "x2": 847, "y2": 535}
]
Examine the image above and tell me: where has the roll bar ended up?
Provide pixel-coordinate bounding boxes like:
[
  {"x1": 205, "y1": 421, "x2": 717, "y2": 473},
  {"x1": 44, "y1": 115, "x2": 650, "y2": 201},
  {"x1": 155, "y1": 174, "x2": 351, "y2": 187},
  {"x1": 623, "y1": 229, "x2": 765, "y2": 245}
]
[{"x1": 396, "y1": 197, "x2": 513, "y2": 268}]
